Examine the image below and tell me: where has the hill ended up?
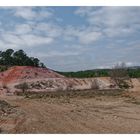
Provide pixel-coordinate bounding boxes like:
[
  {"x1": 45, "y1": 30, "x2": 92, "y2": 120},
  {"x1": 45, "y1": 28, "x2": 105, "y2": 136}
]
[
  {"x1": 0, "y1": 66, "x2": 114, "y2": 95},
  {"x1": 0, "y1": 66, "x2": 64, "y2": 85}
]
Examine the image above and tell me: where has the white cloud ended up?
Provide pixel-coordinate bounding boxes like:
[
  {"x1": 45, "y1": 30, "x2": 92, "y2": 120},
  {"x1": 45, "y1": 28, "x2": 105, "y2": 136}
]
[
  {"x1": 75, "y1": 7, "x2": 140, "y2": 38},
  {"x1": 78, "y1": 31, "x2": 102, "y2": 44},
  {"x1": 1, "y1": 33, "x2": 23, "y2": 46},
  {"x1": 0, "y1": 32, "x2": 54, "y2": 49},
  {"x1": 15, "y1": 7, "x2": 53, "y2": 20},
  {"x1": 37, "y1": 8, "x2": 53, "y2": 20},
  {"x1": 125, "y1": 62, "x2": 133, "y2": 67},
  {"x1": 36, "y1": 23, "x2": 62, "y2": 37},
  {"x1": 20, "y1": 34, "x2": 54, "y2": 46},
  {"x1": 15, "y1": 24, "x2": 32, "y2": 34},
  {"x1": 30, "y1": 51, "x2": 80, "y2": 58},
  {"x1": 64, "y1": 26, "x2": 102, "y2": 45},
  {"x1": 76, "y1": 7, "x2": 140, "y2": 27},
  {"x1": 14, "y1": 7, "x2": 36, "y2": 20},
  {"x1": 1, "y1": 7, "x2": 53, "y2": 21},
  {"x1": 0, "y1": 7, "x2": 103, "y2": 47},
  {"x1": 0, "y1": 40, "x2": 19, "y2": 49}
]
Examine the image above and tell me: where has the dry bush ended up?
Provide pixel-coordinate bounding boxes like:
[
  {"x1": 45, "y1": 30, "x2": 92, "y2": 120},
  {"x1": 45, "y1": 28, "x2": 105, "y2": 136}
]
[
  {"x1": 15, "y1": 82, "x2": 29, "y2": 95},
  {"x1": 91, "y1": 79, "x2": 99, "y2": 89},
  {"x1": 109, "y1": 62, "x2": 132, "y2": 89}
]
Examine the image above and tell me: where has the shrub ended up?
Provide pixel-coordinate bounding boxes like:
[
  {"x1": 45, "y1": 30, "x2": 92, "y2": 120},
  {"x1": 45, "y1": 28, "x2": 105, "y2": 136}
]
[
  {"x1": 16, "y1": 82, "x2": 29, "y2": 93},
  {"x1": 91, "y1": 79, "x2": 99, "y2": 89},
  {"x1": 109, "y1": 62, "x2": 132, "y2": 89}
]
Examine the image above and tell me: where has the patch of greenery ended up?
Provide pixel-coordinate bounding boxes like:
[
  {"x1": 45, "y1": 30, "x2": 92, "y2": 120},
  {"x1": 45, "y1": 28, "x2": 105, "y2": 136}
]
[
  {"x1": 58, "y1": 68, "x2": 140, "y2": 78},
  {"x1": 0, "y1": 66, "x2": 8, "y2": 72},
  {"x1": 58, "y1": 69, "x2": 109, "y2": 78},
  {"x1": 128, "y1": 69, "x2": 140, "y2": 78},
  {"x1": 0, "y1": 49, "x2": 46, "y2": 68}
]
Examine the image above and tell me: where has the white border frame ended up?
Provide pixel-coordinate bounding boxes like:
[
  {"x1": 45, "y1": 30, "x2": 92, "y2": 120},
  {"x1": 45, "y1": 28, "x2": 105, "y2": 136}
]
[{"x1": 0, "y1": 0, "x2": 140, "y2": 6}]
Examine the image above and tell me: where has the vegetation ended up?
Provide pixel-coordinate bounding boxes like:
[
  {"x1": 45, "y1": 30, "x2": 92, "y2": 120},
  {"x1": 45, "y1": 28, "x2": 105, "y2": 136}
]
[
  {"x1": 58, "y1": 67, "x2": 140, "y2": 78},
  {"x1": 0, "y1": 65, "x2": 8, "y2": 72},
  {"x1": 109, "y1": 63, "x2": 132, "y2": 89},
  {"x1": 16, "y1": 89, "x2": 123, "y2": 99},
  {"x1": 15, "y1": 82, "x2": 29, "y2": 94},
  {"x1": 0, "y1": 49, "x2": 46, "y2": 70},
  {"x1": 0, "y1": 49, "x2": 140, "y2": 79},
  {"x1": 128, "y1": 68, "x2": 140, "y2": 78},
  {"x1": 58, "y1": 69, "x2": 109, "y2": 78}
]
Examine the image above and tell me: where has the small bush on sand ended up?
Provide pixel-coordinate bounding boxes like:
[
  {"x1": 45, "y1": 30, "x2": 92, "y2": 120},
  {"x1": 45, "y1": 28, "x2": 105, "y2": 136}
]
[
  {"x1": 109, "y1": 62, "x2": 132, "y2": 89},
  {"x1": 91, "y1": 79, "x2": 99, "y2": 89},
  {"x1": 15, "y1": 82, "x2": 29, "y2": 97}
]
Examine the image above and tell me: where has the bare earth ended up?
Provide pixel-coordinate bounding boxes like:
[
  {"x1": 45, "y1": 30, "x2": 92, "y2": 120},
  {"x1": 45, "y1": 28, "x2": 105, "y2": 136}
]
[
  {"x1": 1, "y1": 90, "x2": 140, "y2": 134},
  {"x1": 0, "y1": 67, "x2": 140, "y2": 133}
]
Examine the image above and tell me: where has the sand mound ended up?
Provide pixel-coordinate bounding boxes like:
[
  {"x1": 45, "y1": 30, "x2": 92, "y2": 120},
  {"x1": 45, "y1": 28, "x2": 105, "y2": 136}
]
[
  {"x1": 0, "y1": 66, "x2": 64, "y2": 85},
  {"x1": 1, "y1": 66, "x2": 138, "y2": 94},
  {"x1": 0, "y1": 66, "x2": 118, "y2": 94}
]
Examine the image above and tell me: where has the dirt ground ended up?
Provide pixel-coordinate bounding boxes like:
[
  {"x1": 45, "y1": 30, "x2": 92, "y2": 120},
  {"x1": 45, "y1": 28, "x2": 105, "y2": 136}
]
[{"x1": 1, "y1": 90, "x2": 140, "y2": 134}]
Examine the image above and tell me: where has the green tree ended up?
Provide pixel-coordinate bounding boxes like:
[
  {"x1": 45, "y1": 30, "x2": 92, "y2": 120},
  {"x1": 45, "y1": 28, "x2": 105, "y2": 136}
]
[
  {"x1": 32, "y1": 58, "x2": 40, "y2": 67},
  {"x1": 0, "y1": 49, "x2": 46, "y2": 68},
  {"x1": 0, "y1": 49, "x2": 14, "y2": 65}
]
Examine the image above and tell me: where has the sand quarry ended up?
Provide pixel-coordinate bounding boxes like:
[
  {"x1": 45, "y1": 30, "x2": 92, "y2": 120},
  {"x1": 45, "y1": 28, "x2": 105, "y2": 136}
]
[
  {"x1": 0, "y1": 66, "x2": 114, "y2": 94},
  {"x1": 0, "y1": 66, "x2": 140, "y2": 133}
]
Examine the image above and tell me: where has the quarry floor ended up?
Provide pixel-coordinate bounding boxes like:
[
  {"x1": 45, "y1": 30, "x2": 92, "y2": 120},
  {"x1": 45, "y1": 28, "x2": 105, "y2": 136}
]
[{"x1": 1, "y1": 90, "x2": 140, "y2": 134}]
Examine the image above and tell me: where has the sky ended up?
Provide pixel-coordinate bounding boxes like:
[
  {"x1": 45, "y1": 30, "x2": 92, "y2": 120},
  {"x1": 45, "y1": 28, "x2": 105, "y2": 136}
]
[{"x1": 0, "y1": 6, "x2": 140, "y2": 71}]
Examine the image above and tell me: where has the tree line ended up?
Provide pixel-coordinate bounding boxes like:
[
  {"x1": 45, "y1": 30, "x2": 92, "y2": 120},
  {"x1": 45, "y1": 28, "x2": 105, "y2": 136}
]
[
  {"x1": 0, "y1": 49, "x2": 46, "y2": 69},
  {"x1": 59, "y1": 63, "x2": 140, "y2": 89},
  {"x1": 58, "y1": 68, "x2": 140, "y2": 78},
  {"x1": 58, "y1": 69, "x2": 109, "y2": 78}
]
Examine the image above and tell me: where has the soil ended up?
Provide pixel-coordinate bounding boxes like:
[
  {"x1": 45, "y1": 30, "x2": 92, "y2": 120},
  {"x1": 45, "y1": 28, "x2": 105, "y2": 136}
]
[
  {"x1": 0, "y1": 66, "x2": 64, "y2": 85},
  {"x1": 0, "y1": 66, "x2": 113, "y2": 94},
  {"x1": 1, "y1": 90, "x2": 140, "y2": 134}
]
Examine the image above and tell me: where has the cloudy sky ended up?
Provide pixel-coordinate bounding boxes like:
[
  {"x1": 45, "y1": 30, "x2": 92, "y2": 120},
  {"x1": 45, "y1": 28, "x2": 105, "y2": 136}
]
[{"x1": 0, "y1": 7, "x2": 140, "y2": 71}]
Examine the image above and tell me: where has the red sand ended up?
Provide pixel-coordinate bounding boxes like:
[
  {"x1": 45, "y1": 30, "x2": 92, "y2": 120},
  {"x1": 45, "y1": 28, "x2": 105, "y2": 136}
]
[{"x1": 0, "y1": 66, "x2": 64, "y2": 84}]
